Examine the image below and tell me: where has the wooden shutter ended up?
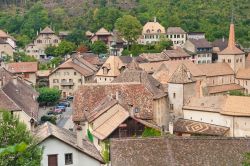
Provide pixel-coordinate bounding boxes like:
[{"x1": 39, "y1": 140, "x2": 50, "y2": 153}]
[{"x1": 48, "y1": 154, "x2": 58, "y2": 166}]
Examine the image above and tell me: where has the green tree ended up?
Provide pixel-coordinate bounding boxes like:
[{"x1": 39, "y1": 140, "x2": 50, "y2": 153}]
[
  {"x1": 90, "y1": 40, "x2": 107, "y2": 55},
  {"x1": 13, "y1": 52, "x2": 37, "y2": 62},
  {"x1": 37, "y1": 87, "x2": 61, "y2": 105},
  {"x1": 0, "y1": 111, "x2": 43, "y2": 166},
  {"x1": 45, "y1": 46, "x2": 57, "y2": 57},
  {"x1": 115, "y1": 15, "x2": 142, "y2": 49},
  {"x1": 242, "y1": 152, "x2": 250, "y2": 166},
  {"x1": 142, "y1": 127, "x2": 161, "y2": 137},
  {"x1": 155, "y1": 39, "x2": 173, "y2": 52},
  {"x1": 54, "y1": 40, "x2": 76, "y2": 57}
]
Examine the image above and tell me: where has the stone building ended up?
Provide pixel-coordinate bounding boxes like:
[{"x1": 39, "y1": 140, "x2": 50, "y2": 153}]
[
  {"x1": 138, "y1": 17, "x2": 166, "y2": 45},
  {"x1": 49, "y1": 55, "x2": 97, "y2": 98},
  {"x1": 217, "y1": 22, "x2": 245, "y2": 72},
  {"x1": 6, "y1": 62, "x2": 38, "y2": 85},
  {"x1": 25, "y1": 27, "x2": 61, "y2": 59},
  {"x1": 0, "y1": 30, "x2": 16, "y2": 59},
  {"x1": 184, "y1": 38, "x2": 212, "y2": 64},
  {"x1": 166, "y1": 27, "x2": 186, "y2": 48}
]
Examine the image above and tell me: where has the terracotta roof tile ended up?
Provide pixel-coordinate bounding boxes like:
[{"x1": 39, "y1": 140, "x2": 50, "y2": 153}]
[
  {"x1": 236, "y1": 68, "x2": 250, "y2": 79},
  {"x1": 168, "y1": 63, "x2": 195, "y2": 84},
  {"x1": 166, "y1": 27, "x2": 186, "y2": 34},
  {"x1": 6, "y1": 62, "x2": 38, "y2": 73},
  {"x1": 174, "y1": 119, "x2": 229, "y2": 136},
  {"x1": 34, "y1": 122, "x2": 104, "y2": 163},
  {"x1": 110, "y1": 137, "x2": 250, "y2": 166},
  {"x1": 208, "y1": 84, "x2": 244, "y2": 94},
  {"x1": 40, "y1": 26, "x2": 55, "y2": 34},
  {"x1": 95, "y1": 28, "x2": 111, "y2": 35},
  {"x1": 197, "y1": 63, "x2": 234, "y2": 77},
  {"x1": 0, "y1": 30, "x2": 9, "y2": 38},
  {"x1": 142, "y1": 21, "x2": 165, "y2": 34}
]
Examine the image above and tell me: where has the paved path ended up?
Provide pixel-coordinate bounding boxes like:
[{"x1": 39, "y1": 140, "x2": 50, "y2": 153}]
[{"x1": 57, "y1": 107, "x2": 73, "y2": 129}]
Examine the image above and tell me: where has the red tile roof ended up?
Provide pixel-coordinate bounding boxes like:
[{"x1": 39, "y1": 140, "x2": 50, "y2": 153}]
[{"x1": 7, "y1": 62, "x2": 38, "y2": 73}]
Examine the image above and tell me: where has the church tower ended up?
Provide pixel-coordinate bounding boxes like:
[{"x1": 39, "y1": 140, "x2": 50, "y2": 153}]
[{"x1": 218, "y1": 19, "x2": 245, "y2": 72}]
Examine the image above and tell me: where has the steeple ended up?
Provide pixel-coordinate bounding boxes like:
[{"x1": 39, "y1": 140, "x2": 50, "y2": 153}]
[{"x1": 228, "y1": 9, "x2": 235, "y2": 48}]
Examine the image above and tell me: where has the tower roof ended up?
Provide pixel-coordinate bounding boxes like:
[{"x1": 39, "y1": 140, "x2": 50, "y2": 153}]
[
  {"x1": 168, "y1": 63, "x2": 195, "y2": 84},
  {"x1": 219, "y1": 23, "x2": 244, "y2": 55}
]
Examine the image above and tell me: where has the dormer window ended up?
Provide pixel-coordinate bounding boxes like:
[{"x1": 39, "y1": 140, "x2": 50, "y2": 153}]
[
  {"x1": 157, "y1": 29, "x2": 161, "y2": 33},
  {"x1": 146, "y1": 29, "x2": 150, "y2": 33}
]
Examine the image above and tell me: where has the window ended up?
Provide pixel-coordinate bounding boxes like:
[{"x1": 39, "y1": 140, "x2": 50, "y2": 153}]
[
  {"x1": 65, "y1": 153, "x2": 73, "y2": 165},
  {"x1": 24, "y1": 73, "x2": 29, "y2": 78},
  {"x1": 228, "y1": 59, "x2": 231, "y2": 63},
  {"x1": 157, "y1": 29, "x2": 161, "y2": 33},
  {"x1": 222, "y1": 59, "x2": 225, "y2": 62},
  {"x1": 37, "y1": 39, "x2": 42, "y2": 44},
  {"x1": 170, "y1": 104, "x2": 174, "y2": 110},
  {"x1": 53, "y1": 79, "x2": 59, "y2": 83},
  {"x1": 78, "y1": 79, "x2": 82, "y2": 83},
  {"x1": 74, "y1": 72, "x2": 77, "y2": 76},
  {"x1": 173, "y1": 93, "x2": 176, "y2": 98},
  {"x1": 61, "y1": 79, "x2": 66, "y2": 83},
  {"x1": 246, "y1": 81, "x2": 248, "y2": 86},
  {"x1": 240, "y1": 58, "x2": 242, "y2": 62},
  {"x1": 236, "y1": 59, "x2": 239, "y2": 63},
  {"x1": 69, "y1": 79, "x2": 73, "y2": 83},
  {"x1": 54, "y1": 39, "x2": 58, "y2": 43}
]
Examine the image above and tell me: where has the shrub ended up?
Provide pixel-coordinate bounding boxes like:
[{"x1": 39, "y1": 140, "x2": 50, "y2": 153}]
[{"x1": 142, "y1": 127, "x2": 161, "y2": 137}]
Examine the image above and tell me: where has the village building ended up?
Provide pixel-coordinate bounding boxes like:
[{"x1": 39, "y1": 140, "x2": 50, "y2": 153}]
[
  {"x1": 0, "y1": 73, "x2": 39, "y2": 130},
  {"x1": 0, "y1": 30, "x2": 16, "y2": 59},
  {"x1": 197, "y1": 63, "x2": 244, "y2": 95},
  {"x1": 183, "y1": 95, "x2": 250, "y2": 137},
  {"x1": 166, "y1": 27, "x2": 186, "y2": 48},
  {"x1": 25, "y1": 26, "x2": 61, "y2": 59},
  {"x1": 95, "y1": 55, "x2": 127, "y2": 83},
  {"x1": 217, "y1": 21, "x2": 245, "y2": 72},
  {"x1": 187, "y1": 32, "x2": 205, "y2": 40},
  {"x1": 184, "y1": 38, "x2": 212, "y2": 64},
  {"x1": 161, "y1": 47, "x2": 191, "y2": 60},
  {"x1": 138, "y1": 17, "x2": 166, "y2": 45},
  {"x1": 49, "y1": 55, "x2": 97, "y2": 98},
  {"x1": 110, "y1": 137, "x2": 250, "y2": 166},
  {"x1": 235, "y1": 68, "x2": 250, "y2": 94},
  {"x1": 34, "y1": 122, "x2": 104, "y2": 166},
  {"x1": 6, "y1": 62, "x2": 38, "y2": 85},
  {"x1": 89, "y1": 28, "x2": 113, "y2": 45},
  {"x1": 36, "y1": 70, "x2": 50, "y2": 87}
]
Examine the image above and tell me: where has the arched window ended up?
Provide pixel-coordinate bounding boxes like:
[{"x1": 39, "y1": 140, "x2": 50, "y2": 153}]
[
  {"x1": 146, "y1": 29, "x2": 150, "y2": 33},
  {"x1": 157, "y1": 29, "x2": 161, "y2": 33}
]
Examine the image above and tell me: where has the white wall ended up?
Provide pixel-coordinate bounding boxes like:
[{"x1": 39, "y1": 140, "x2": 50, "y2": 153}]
[
  {"x1": 183, "y1": 109, "x2": 250, "y2": 137},
  {"x1": 168, "y1": 83, "x2": 183, "y2": 117},
  {"x1": 40, "y1": 137, "x2": 101, "y2": 166}
]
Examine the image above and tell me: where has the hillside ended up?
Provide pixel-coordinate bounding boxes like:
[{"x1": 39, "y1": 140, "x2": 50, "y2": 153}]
[{"x1": 0, "y1": 0, "x2": 249, "y2": 47}]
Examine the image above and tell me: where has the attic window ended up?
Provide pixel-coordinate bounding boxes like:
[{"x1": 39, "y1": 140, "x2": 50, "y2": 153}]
[
  {"x1": 146, "y1": 29, "x2": 150, "y2": 33},
  {"x1": 157, "y1": 29, "x2": 161, "y2": 33}
]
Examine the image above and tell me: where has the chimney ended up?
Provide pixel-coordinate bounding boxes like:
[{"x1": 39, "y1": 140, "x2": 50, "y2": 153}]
[
  {"x1": 12, "y1": 76, "x2": 17, "y2": 85},
  {"x1": 169, "y1": 122, "x2": 173, "y2": 134},
  {"x1": 76, "y1": 125, "x2": 84, "y2": 148},
  {"x1": 154, "y1": 17, "x2": 157, "y2": 23},
  {"x1": 228, "y1": 22, "x2": 235, "y2": 48}
]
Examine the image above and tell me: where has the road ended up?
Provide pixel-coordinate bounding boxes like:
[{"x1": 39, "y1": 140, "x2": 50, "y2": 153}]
[{"x1": 57, "y1": 107, "x2": 74, "y2": 130}]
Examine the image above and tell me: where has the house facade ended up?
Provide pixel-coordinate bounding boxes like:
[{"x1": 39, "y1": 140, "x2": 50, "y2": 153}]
[
  {"x1": 166, "y1": 27, "x2": 186, "y2": 48},
  {"x1": 138, "y1": 17, "x2": 166, "y2": 45},
  {"x1": 0, "y1": 30, "x2": 16, "y2": 59},
  {"x1": 25, "y1": 27, "x2": 61, "y2": 59},
  {"x1": 184, "y1": 38, "x2": 212, "y2": 64},
  {"x1": 49, "y1": 55, "x2": 97, "y2": 98},
  {"x1": 34, "y1": 122, "x2": 104, "y2": 166}
]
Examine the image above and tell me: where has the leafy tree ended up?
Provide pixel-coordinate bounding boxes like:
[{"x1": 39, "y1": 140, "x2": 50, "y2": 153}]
[
  {"x1": 242, "y1": 152, "x2": 250, "y2": 166},
  {"x1": 155, "y1": 39, "x2": 173, "y2": 52},
  {"x1": 66, "y1": 29, "x2": 87, "y2": 45},
  {"x1": 54, "y1": 40, "x2": 76, "y2": 57},
  {"x1": 115, "y1": 15, "x2": 142, "y2": 49},
  {"x1": 0, "y1": 111, "x2": 43, "y2": 166},
  {"x1": 229, "y1": 90, "x2": 248, "y2": 96},
  {"x1": 45, "y1": 46, "x2": 57, "y2": 57},
  {"x1": 142, "y1": 127, "x2": 161, "y2": 137},
  {"x1": 37, "y1": 87, "x2": 61, "y2": 105},
  {"x1": 13, "y1": 52, "x2": 37, "y2": 62},
  {"x1": 90, "y1": 40, "x2": 108, "y2": 55}
]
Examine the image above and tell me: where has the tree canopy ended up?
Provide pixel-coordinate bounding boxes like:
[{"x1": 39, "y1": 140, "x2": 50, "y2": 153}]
[
  {"x1": 0, "y1": 111, "x2": 43, "y2": 166},
  {"x1": 90, "y1": 40, "x2": 108, "y2": 55},
  {"x1": 37, "y1": 87, "x2": 61, "y2": 105}
]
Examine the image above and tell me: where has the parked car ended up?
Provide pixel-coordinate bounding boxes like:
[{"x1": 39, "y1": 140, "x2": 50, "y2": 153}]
[
  {"x1": 54, "y1": 108, "x2": 63, "y2": 114},
  {"x1": 55, "y1": 105, "x2": 66, "y2": 112},
  {"x1": 58, "y1": 101, "x2": 70, "y2": 107},
  {"x1": 47, "y1": 111, "x2": 55, "y2": 115},
  {"x1": 66, "y1": 96, "x2": 74, "y2": 101}
]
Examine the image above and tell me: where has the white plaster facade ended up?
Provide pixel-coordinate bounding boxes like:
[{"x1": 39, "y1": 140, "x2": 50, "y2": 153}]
[
  {"x1": 218, "y1": 54, "x2": 245, "y2": 73},
  {"x1": 183, "y1": 109, "x2": 250, "y2": 137},
  {"x1": 40, "y1": 137, "x2": 101, "y2": 166}
]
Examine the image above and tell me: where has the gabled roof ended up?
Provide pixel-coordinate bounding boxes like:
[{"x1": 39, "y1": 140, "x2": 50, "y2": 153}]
[
  {"x1": 168, "y1": 63, "x2": 195, "y2": 84},
  {"x1": 96, "y1": 56, "x2": 126, "y2": 77},
  {"x1": 73, "y1": 83, "x2": 154, "y2": 122},
  {"x1": 112, "y1": 62, "x2": 166, "y2": 99},
  {"x1": 162, "y1": 48, "x2": 191, "y2": 58},
  {"x1": 236, "y1": 68, "x2": 250, "y2": 79},
  {"x1": 174, "y1": 119, "x2": 229, "y2": 136},
  {"x1": 6, "y1": 62, "x2": 38, "y2": 73},
  {"x1": 2, "y1": 77, "x2": 39, "y2": 120},
  {"x1": 40, "y1": 26, "x2": 55, "y2": 34},
  {"x1": 110, "y1": 137, "x2": 250, "y2": 166},
  {"x1": 197, "y1": 63, "x2": 234, "y2": 77},
  {"x1": 95, "y1": 28, "x2": 111, "y2": 35},
  {"x1": 188, "y1": 38, "x2": 212, "y2": 48},
  {"x1": 212, "y1": 38, "x2": 228, "y2": 51},
  {"x1": 34, "y1": 122, "x2": 104, "y2": 163},
  {"x1": 0, "y1": 89, "x2": 21, "y2": 111},
  {"x1": 139, "y1": 53, "x2": 170, "y2": 62},
  {"x1": 166, "y1": 27, "x2": 186, "y2": 34}
]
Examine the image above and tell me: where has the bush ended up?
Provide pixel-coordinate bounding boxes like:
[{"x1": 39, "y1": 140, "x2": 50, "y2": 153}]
[
  {"x1": 37, "y1": 87, "x2": 61, "y2": 105},
  {"x1": 229, "y1": 90, "x2": 247, "y2": 96},
  {"x1": 142, "y1": 127, "x2": 161, "y2": 137},
  {"x1": 40, "y1": 115, "x2": 57, "y2": 124}
]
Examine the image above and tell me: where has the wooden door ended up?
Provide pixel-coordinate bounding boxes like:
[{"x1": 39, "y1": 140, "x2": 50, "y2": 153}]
[{"x1": 48, "y1": 154, "x2": 58, "y2": 166}]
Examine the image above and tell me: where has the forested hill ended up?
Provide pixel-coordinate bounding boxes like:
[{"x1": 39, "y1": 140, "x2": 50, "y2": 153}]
[{"x1": 0, "y1": 0, "x2": 249, "y2": 47}]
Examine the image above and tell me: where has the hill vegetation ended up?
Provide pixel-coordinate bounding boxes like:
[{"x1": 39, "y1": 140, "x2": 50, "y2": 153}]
[{"x1": 0, "y1": 0, "x2": 249, "y2": 48}]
